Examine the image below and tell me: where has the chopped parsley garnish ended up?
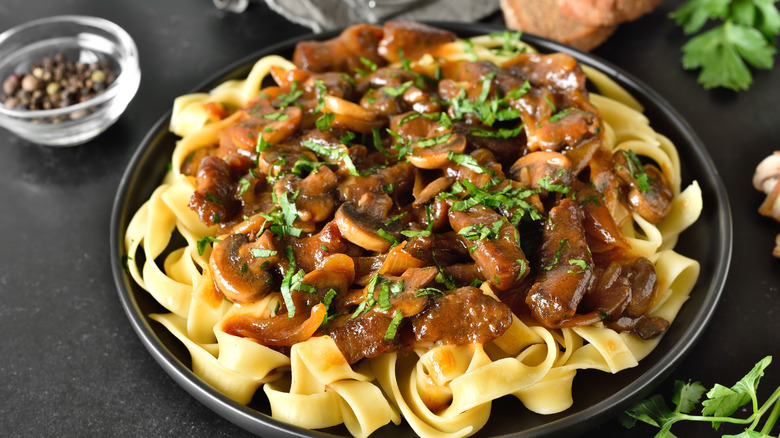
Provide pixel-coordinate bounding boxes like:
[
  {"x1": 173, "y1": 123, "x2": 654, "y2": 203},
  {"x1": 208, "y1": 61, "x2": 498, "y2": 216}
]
[
  {"x1": 259, "y1": 191, "x2": 303, "y2": 238},
  {"x1": 622, "y1": 149, "x2": 653, "y2": 193},
  {"x1": 537, "y1": 170, "x2": 572, "y2": 194},
  {"x1": 196, "y1": 236, "x2": 221, "y2": 256},
  {"x1": 385, "y1": 211, "x2": 408, "y2": 226},
  {"x1": 302, "y1": 139, "x2": 359, "y2": 176},
  {"x1": 488, "y1": 30, "x2": 526, "y2": 57},
  {"x1": 255, "y1": 134, "x2": 271, "y2": 154},
  {"x1": 416, "y1": 132, "x2": 452, "y2": 148},
  {"x1": 315, "y1": 112, "x2": 334, "y2": 131},
  {"x1": 384, "y1": 309, "x2": 404, "y2": 340},
  {"x1": 260, "y1": 112, "x2": 289, "y2": 121},
  {"x1": 444, "y1": 179, "x2": 543, "y2": 224},
  {"x1": 355, "y1": 57, "x2": 378, "y2": 77},
  {"x1": 457, "y1": 219, "x2": 504, "y2": 242},
  {"x1": 377, "y1": 228, "x2": 399, "y2": 246},
  {"x1": 548, "y1": 108, "x2": 575, "y2": 123},
  {"x1": 469, "y1": 124, "x2": 523, "y2": 139},
  {"x1": 288, "y1": 155, "x2": 329, "y2": 178},
  {"x1": 398, "y1": 112, "x2": 422, "y2": 125},
  {"x1": 276, "y1": 81, "x2": 303, "y2": 109},
  {"x1": 506, "y1": 80, "x2": 531, "y2": 100},
  {"x1": 447, "y1": 152, "x2": 491, "y2": 174},
  {"x1": 204, "y1": 192, "x2": 222, "y2": 204},
  {"x1": 544, "y1": 95, "x2": 557, "y2": 113},
  {"x1": 313, "y1": 79, "x2": 327, "y2": 113},
  {"x1": 371, "y1": 127, "x2": 392, "y2": 158},
  {"x1": 543, "y1": 238, "x2": 569, "y2": 270},
  {"x1": 384, "y1": 81, "x2": 413, "y2": 98},
  {"x1": 236, "y1": 178, "x2": 251, "y2": 196},
  {"x1": 567, "y1": 259, "x2": 589, "y2": 274},
  {"x1": 415, "y1": 287, "x2": 444, "y2": 297},
  {"x1": 401, "y1": 204, "x2": 435, "y2": 238},
  {"x1": 249, "y1": 248, "x2": 277, "y2": 258},
  {"x1": 515, "y1": 258, "x2": 528, "y2": 280}
]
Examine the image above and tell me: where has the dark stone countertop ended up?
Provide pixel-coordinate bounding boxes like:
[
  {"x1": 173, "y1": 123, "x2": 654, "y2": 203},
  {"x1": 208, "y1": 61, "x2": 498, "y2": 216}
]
[{"x1": 1, "y1": 1, "x2": 778, "y2": 437}]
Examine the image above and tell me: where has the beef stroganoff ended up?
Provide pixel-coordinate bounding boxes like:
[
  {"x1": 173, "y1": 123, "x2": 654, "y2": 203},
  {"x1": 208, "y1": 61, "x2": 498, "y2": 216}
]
[{"x1": 124, "y1": 21, "x2": 702, "y2": 437}]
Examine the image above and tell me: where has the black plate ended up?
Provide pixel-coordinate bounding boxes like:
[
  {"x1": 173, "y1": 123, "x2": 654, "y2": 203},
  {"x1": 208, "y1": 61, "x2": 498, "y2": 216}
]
[{"x1": 110, "y1": 23, "x2": 732, "y2": 438}]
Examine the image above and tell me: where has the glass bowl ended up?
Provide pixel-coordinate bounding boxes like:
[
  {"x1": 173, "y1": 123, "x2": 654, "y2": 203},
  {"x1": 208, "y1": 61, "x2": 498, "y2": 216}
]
[{"x1": 0, "y1": 15, "x2": 140, "y2": 147}]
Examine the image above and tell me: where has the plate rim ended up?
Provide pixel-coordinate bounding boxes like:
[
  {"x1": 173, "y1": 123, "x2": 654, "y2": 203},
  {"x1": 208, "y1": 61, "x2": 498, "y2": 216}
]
[{"x1": 109, "y1": 22, "x2": 733, "y2": 438}]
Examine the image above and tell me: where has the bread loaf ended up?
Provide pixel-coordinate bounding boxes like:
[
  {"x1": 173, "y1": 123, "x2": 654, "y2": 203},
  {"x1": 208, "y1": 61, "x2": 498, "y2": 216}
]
[
  {"x1": 555, "y1": 0, "x2": 663, "y2": 26},
  {"x1": 500, "y1": 0, "x2": 617, "y2": 51}
]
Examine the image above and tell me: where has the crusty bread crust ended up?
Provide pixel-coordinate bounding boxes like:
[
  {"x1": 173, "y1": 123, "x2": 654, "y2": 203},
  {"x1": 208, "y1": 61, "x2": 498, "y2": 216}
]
[
  {"x1": 500, "y1": 0, "x2": 617, "y2": 51},
  {"x1": 555, "y1": 0, "x2": 664, "y2": 26}
]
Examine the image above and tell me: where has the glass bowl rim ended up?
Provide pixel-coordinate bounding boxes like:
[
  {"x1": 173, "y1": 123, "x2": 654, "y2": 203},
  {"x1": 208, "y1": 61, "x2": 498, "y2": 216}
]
[{"x1": 0, "y1": 14, "x2": 139, "y2": 120}]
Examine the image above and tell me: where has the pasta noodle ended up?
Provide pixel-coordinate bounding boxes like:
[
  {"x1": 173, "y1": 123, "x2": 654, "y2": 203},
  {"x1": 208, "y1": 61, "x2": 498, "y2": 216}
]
[{"x1": 124, "y1": 22, "x2": 702, "y2": 437}]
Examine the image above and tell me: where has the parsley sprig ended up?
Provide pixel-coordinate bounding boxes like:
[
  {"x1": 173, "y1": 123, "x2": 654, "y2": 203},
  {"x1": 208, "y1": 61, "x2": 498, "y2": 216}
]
[
  {"x1": 621, "y1": 356, "x2": 780, "y2": 437},
  {"x1": 671, "y1": 0, "x2": 780, "y2": 90}
]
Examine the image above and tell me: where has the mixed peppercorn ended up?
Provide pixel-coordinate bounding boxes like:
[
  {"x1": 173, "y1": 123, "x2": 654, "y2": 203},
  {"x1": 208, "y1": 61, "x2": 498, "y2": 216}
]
[{"x1": 1, "y1": 53, "x2": 117, "y2": 121}]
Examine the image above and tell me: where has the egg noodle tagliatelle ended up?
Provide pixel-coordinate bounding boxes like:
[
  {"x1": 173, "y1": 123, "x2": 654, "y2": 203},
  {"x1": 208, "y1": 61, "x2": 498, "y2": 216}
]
[{"x1": 124, "y1": 22, "x2": 702, "y2": 437}]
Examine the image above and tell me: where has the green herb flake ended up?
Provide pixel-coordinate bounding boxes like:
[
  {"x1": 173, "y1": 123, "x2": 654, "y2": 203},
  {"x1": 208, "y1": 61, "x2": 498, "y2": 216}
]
[
  {"x1": 204, "y1": 192, "x2": 222, "y2": 204},
  {"x1": 237, "y1": 178, "x2": 251, "y2": 196},
  {"x1": 276, "y1": 81, "x2": 304, "y2": 109},
  {"x1": 302, "y1": 139, "x2": 359, "y2": 176},
  {"x1": 384, "y1": 310, "x2": 404, "y2": 340},
  {"x1": 384, "y1": 81, "x2": 414, "y2": 98},
  {"x1": 447, "y1": 151, "x2": 491, "y2": 174},
  {"x1": 315, "y1": 112, "x2": 335, "y2": 131},
  {"x1": 567, "y1": 259, "x2": 589, "y2": 274},
  {"x1": 416, "y1": 132, "x2": 452, "y2": 148},
  {"x1": 622, "y1": 149, "x2": 653, "y2": 193},
  {"x1": 543, "y1": 238, "x2": 569, "y2": 270},
  {"x1": 415, "y1": 287, "x2": 444, "y2": 297},
  {"x1": 377, "y1": 228, "x2": 399, "y2": 246},
  {"x1": 196, "y1": 236, "x2": 221, "y2": 256},
  {"x1": 260, "y1": 112, "x2": 289, "y2": 121},
  {"x1": 249, "y1": 248, "x2": 278, "y2": 258}
]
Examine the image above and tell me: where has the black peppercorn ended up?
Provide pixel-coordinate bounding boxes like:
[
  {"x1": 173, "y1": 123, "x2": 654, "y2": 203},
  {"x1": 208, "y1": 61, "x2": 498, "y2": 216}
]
[{"x1": 0, "y1": 52, "x2": 118, "y2": 121}]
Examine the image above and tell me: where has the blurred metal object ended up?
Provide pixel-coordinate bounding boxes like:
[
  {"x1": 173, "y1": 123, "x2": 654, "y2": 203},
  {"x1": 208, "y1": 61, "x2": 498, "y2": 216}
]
[
  {"x1": 213, "y1": 0, "x2": 250, "y2": 13},
  {"x1": 263, "y1": 0, "x2": 499, "y2": 32}
]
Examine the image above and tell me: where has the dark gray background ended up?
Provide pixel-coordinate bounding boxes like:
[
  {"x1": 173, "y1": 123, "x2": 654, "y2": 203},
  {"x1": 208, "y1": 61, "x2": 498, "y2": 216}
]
[{"x1": 1, "y1": 0, "x2": 778, "y2": 436}]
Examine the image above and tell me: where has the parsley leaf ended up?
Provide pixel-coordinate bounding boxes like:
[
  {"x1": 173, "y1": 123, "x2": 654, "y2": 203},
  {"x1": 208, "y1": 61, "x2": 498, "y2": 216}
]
[
  {"x1": 384, "y1": 81, "x2": 413, "y2": 98},
  {"x1": 384, "y1": 309, "x2": 404, "y2": 339},
  {"x1": 671, "y1": 0, "x2": 780, "y2": 90},
  {"x1": 196, "y1": 236, "x2": 221, "y2": 256},
  {"x1": 302, "y1": 139, "x2": 359, "y2": 176},
  {"x1": 622, "y1": 356, "x2": 780, "y2": 436}
]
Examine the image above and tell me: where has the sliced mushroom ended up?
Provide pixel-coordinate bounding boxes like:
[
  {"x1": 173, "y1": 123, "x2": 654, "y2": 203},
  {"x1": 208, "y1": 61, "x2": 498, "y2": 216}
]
[
  {"x1": 228, "y1": 104, "x2": 303, "y2": 150},
  {"x1": 614, "y1": 150, "x2": 673, "y2": 224},
  {"x1": 296, "y1": 254, "x2": 355, "y2": 309},
  {"x1": 334, "y1": 201, "x2": 401, "y2": 252},
  {"x1": 274, "y1": 166, "x2": 338, "y2": 224},
  {"x1": 222, "y1": 303, "x2": 327, "y2": 347},
  {"x1": 509, "y1": 151, "x2": 571, "y2": 189},
  {"x1": 209, "y1": 233, "x2": 276, "y2": 304},
  {"x1": 413, "y1": 176, "x2": 453, "y2": 206},
  {"x1": 289, "y1": 221, "x2": 353, "y2": 272},
  {"x1": 324, "y1": 95, "x2": 385, "y2": 133}
]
